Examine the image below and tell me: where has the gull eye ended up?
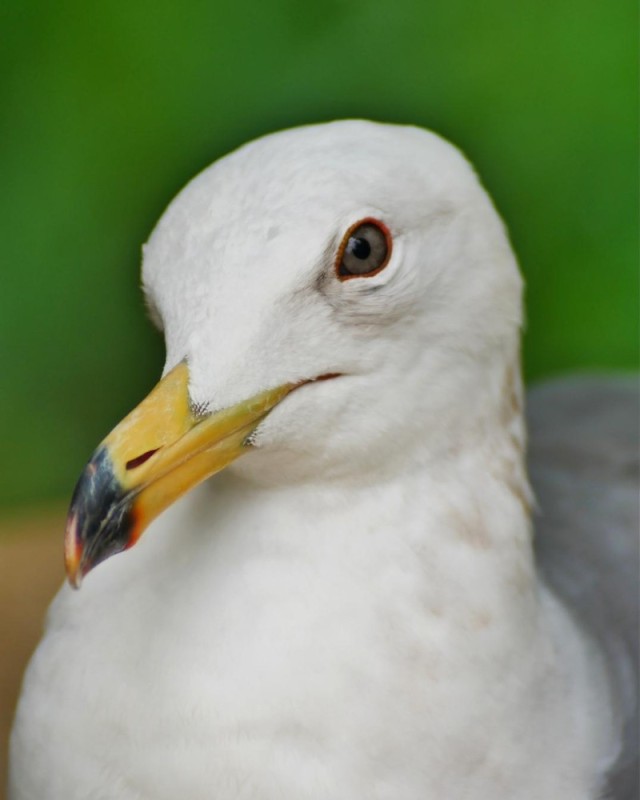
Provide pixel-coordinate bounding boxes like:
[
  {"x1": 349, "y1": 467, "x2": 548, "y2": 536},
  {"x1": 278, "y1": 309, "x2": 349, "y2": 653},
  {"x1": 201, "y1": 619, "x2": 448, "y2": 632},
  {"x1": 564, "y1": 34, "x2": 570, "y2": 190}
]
[{"x1": 336, "y1": 218, "x2": 392, "y2": 279}]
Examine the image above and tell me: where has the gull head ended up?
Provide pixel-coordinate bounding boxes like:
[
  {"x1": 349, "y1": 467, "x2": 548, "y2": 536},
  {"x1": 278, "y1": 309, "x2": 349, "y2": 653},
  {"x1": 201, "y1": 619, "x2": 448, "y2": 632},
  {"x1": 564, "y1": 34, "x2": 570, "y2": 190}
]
[{"x1": 65, "y1": 120, "x2": 524, "y2": 585}]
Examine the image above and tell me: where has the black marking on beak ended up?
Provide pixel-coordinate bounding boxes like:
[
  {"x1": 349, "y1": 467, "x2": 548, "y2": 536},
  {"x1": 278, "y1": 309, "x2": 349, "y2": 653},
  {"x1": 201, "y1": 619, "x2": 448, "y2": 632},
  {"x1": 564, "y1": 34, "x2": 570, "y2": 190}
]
[{"x1": 67, "y1": 446, "x2": 136, "y2": 582}]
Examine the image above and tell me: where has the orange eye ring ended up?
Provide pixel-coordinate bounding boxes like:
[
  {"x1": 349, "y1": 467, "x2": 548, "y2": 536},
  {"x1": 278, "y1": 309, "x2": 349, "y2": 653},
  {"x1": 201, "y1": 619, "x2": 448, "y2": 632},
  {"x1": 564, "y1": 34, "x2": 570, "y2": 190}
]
[{"x1": 335, "y1": 217, "x2": 392, "y2": 281}]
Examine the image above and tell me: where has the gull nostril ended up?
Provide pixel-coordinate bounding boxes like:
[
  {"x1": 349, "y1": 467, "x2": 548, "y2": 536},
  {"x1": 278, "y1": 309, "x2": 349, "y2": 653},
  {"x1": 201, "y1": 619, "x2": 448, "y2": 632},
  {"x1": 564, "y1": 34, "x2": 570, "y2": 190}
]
[{"x1": 125, "y1": 449, "x2": 160, "y2": 471}]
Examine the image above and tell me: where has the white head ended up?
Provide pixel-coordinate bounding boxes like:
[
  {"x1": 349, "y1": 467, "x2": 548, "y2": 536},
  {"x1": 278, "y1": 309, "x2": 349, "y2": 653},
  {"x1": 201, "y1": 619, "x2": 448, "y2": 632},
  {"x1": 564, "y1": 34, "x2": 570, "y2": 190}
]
[{"x1": 142, "y1": 120, "x2": 523, "y2": 486}]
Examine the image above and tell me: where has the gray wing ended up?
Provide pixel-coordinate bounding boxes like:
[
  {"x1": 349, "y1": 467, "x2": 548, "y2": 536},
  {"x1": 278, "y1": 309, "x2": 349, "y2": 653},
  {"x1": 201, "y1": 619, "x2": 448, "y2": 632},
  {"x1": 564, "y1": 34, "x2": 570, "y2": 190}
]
[{"x1": 527, "y1": 375, "x2": 639, "y2": 800}]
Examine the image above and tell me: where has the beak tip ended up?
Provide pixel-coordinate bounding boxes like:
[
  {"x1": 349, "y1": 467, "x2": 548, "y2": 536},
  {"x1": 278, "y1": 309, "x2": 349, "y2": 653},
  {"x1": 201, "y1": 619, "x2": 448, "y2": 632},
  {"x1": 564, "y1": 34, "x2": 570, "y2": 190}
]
[
  {"x1": 67, "y1": 573, "x2": 83, "y2": 591},
  {"x1": 64, "y1": 511, "x2": 85, "y2": 590}
]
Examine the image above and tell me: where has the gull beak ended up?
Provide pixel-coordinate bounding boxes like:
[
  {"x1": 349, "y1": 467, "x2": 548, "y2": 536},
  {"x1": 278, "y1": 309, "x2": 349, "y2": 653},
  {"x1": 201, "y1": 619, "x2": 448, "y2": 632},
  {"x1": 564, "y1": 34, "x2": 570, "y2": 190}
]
[{"x1": 64, "y1": 362, "x2": 295, "y2": 588}]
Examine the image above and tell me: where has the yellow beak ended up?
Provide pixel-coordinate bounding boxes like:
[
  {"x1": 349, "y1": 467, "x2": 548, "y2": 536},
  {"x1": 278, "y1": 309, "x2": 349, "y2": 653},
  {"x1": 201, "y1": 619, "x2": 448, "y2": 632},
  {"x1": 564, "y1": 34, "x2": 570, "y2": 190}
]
[{"x1": 64, "y1": 362, "x2": 295, "y2": 588}]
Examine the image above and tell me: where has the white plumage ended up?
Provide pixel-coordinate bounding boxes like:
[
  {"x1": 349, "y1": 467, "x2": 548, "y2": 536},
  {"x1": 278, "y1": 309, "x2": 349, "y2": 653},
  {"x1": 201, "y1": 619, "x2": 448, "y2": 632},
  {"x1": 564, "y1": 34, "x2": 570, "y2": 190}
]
[{"x1": 9, "y1": 121, "x2": 635, "y2": 799}]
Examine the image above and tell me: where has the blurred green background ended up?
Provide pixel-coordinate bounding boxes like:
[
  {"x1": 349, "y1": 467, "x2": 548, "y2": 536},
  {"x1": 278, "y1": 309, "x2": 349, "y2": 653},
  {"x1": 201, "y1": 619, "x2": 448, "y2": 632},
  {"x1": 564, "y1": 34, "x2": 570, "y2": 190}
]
[{"x1": 0, "y1": 0, "x2": 637, "y2": 510}]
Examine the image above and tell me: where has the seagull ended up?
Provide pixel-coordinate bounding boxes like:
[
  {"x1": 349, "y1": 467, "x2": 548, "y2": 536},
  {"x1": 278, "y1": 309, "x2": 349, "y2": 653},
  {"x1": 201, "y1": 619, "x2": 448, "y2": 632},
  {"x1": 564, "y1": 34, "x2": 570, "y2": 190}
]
[{"x1": 9, "y1": 120, "x2": 638, "y2": 799}]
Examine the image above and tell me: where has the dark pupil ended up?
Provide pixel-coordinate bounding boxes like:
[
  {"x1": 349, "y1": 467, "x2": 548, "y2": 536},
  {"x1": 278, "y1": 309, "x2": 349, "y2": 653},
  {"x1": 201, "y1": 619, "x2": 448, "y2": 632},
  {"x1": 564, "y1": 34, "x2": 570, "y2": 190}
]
[{"x1": 349, "y1": 236, "x2": 371, "y2": 260}]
